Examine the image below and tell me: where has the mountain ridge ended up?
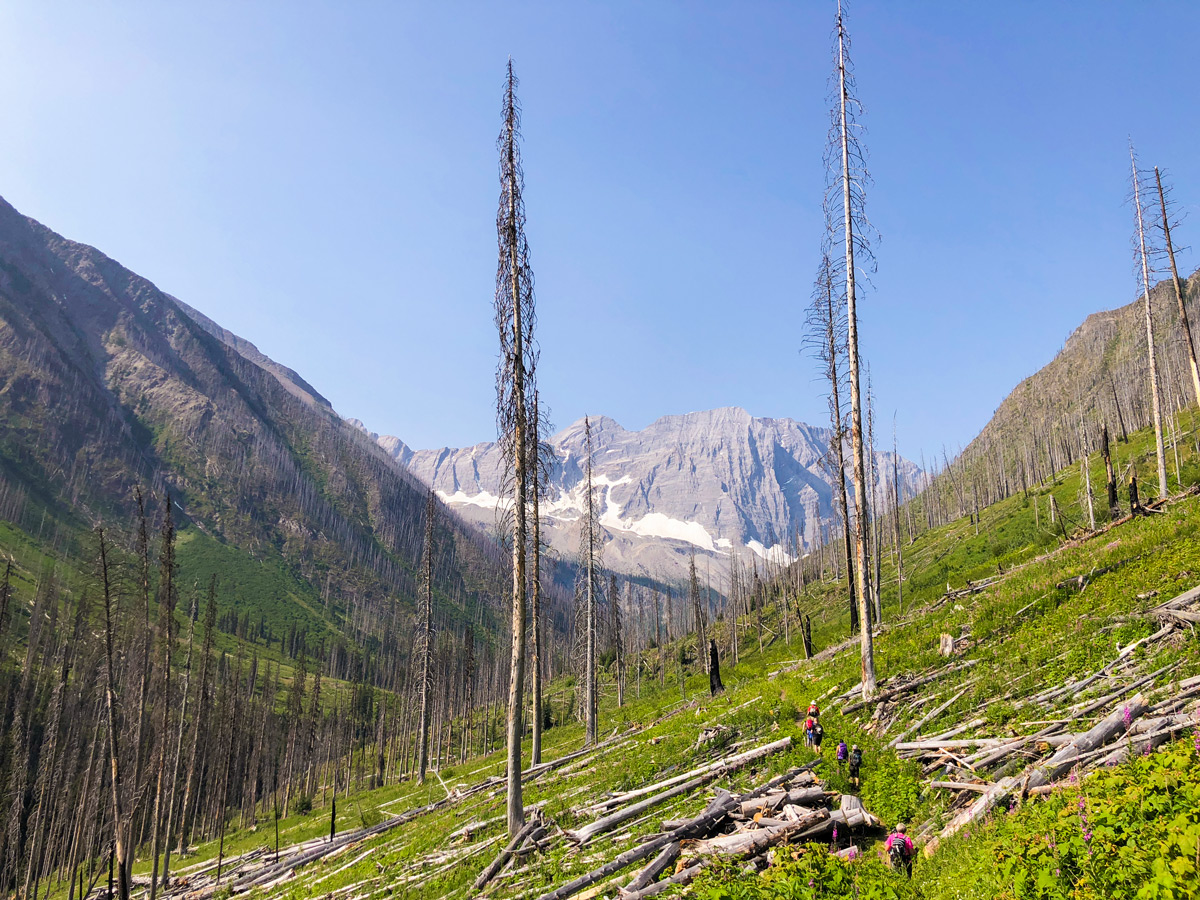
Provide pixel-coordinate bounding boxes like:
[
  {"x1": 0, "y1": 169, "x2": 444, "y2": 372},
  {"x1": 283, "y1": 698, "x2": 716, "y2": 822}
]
[
  {"x1": 0, "y1": 192, "x2": 515, "y2": 645},
  {"x1": 360, "y1": 405, "x2": 923, "y2": 582}
]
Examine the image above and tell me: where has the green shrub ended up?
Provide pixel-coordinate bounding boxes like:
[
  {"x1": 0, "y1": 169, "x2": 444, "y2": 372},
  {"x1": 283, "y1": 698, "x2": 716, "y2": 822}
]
[{"x1": 861, "y1": 753, "x2": 922, "y2": 828}]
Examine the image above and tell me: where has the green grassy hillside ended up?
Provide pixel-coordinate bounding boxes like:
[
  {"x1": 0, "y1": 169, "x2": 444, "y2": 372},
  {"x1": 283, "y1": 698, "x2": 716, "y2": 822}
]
[{"x1": 97, "y1": 416, "x2": 1198, "y2": 900}]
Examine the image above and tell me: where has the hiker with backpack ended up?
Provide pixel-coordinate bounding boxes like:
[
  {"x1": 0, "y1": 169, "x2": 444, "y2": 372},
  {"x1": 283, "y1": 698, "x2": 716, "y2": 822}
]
[
  {"x1": 812, "y1": 720, "x2": 825, "y2": 754},
  {"x1": 803, "y1": 716, "x2": 817, "y2": 748},
  {"x1": 848, "y1": 744, "x2": 863, "y2": 788},
  {"x1": 835, "y1": 739, "x2": 848, "y2": 774},
  {"x1": 886, "y1": 823, "x2": 914, "y2": 877}
]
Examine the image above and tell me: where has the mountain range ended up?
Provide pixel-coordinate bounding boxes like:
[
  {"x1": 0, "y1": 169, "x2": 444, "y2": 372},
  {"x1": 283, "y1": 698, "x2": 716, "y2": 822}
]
[{"x1": 357, "y1": 408, "x2": 923, "y2": 582}]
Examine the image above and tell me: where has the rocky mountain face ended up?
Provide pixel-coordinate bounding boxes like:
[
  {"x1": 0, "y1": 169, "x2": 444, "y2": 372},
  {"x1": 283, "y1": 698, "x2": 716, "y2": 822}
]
[
  {"x1": 0, "y1": 194, "x2": 511, "y2": 641},
  {"x1": 361, "y1": 408, "x2": 923, "y2": 582}
]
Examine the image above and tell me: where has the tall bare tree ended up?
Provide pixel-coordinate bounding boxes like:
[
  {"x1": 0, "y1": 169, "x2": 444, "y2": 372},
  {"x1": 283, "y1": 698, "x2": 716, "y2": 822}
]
[
  {"x1": 495, "y1": 59, "x2": 539, "y2": 835},
  {"x1": 416, "y1": 490, "x2": 436, "y2": 785},
  {"x1": 579, "y1": 417, "x2": 602, "y2": 746},
  {"x1": 530, "y1": 390, "x2": 553, "y2": 765},
  {"x1": 827, "y1": 0, "x2": 877, "y2": 697},
  {"x1": 688, "y1": 553, "x2": 707, "y2": 675},
  {"x1": 1154, "y1": 167, "x2": 1200, "y2": 408},
  {"x1": 1130, "y1": 143, "x2": 1169, "y2": 499},
  {"x1": 806, "y1": 252, "x2": 859, "y2": 634},
  {"x1": 148, "y1": 497, "x2": 177, "y2": 900},
  {"x1": 97, "y1": 529, "x2": 131, "y2": 900},
  {"x1": 891, "y1": 416, "x2": 904, "y2": 615}
]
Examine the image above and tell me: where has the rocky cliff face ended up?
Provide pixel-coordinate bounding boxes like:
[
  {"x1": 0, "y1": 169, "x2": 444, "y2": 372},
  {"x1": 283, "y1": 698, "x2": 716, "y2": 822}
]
[{"x1": 362, "y1": 407, "x2": 923, "y2": 582}]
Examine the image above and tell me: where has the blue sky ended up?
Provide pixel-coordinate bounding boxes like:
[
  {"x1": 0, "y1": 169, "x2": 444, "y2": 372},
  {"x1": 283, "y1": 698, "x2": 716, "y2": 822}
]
[{"x1": 1, "y1": 2, "x2": 1197, "y2": 462}]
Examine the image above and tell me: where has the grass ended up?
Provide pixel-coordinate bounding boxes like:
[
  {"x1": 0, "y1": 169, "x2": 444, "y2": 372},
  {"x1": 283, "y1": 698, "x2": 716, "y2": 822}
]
[{"x1": 21, "y1": 417, "x2": 1200, "y2": 900}]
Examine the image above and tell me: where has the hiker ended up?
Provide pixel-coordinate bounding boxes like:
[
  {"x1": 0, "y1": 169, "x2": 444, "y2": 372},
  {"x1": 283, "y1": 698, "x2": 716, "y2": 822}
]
[
  {"x1": 848, "y1": 744, "x2": 863, "y2": 788},
  {"x1": 886, "y1": 823, "x2": 915, "y2": 877},
  {"x1": 836, "y1": 739, "x2": 848, "y2": 774},
  {"x1": 812, "y1": 720, "x2": 824, "y2": 755},
  {"x1": 804, "y1": 716, "x2": 817, "y2": 747},
  {"x1": 807, "y1": 699, "x2": 820, "y2": 718}
]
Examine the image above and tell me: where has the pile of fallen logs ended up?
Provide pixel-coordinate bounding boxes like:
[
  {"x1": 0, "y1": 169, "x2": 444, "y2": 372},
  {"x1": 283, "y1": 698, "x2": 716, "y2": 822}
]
[
  {"x1": 464, "y1": 736, "x2": 880, "y2": 900},
  {"x1": 533, "y1": 767, "x2": 879, "y2": 900}
]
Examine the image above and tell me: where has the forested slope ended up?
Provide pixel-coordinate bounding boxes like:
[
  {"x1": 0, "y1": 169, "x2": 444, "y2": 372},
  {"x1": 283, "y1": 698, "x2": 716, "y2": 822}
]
[
  {"x1": 917, "y1": 270, "x2": 1200, "y2": 527},
  {"x1": 0, "y1": 193, "x2": 527, "y2": 640}
]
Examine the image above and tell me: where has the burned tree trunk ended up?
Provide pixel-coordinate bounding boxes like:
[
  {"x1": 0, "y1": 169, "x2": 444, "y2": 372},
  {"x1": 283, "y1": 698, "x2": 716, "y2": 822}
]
[
  {"x1": 708, "y1": 640, "x2": 724, "y2": 696},
  {"x1": 1102, "y1": 424, "x2": 1119, "y2": 519}
]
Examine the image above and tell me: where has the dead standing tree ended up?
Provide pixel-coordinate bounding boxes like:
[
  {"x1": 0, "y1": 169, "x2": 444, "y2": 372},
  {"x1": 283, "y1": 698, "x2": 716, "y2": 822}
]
[
  {"x1": 530, "y1": 390, "x2": 553, "y2": 765},
  {"x1": 688, "y1": 554, "x2": 708, "y2": 677},
  {"x1": 495, "y1": 59, "x2": 539, "y2": 836},
  {"x1": 805, "y1": 253, "x2": 858, "y2": 635},
  {"x1": 1154, "y1": 167, "x2": 1200, "y2": 408},
  {"x1": 1129, "y1": 143, "x2": 1169, "y2": 500},
  {"x1": 826, "y1": 0, "x2": 877, "y2": 697},
  {"x1": 579, "y1": 417, "x2": 603, "y2": 746},
  {"x1": 416, "y1": 490, "x2": 436, "y2": 785},
  {"x1": 97, "y1": 529, "x2": 132, "y2": 900}
]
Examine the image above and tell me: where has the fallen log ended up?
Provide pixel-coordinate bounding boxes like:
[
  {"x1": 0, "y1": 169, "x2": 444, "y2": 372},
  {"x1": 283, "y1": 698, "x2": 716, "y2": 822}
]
[
  {"x1": 473, "y1": 821, "x2": 543, "y2": 891},
  {"x1": 535, "y1": 764, "x2": 814, "y2": 900},
  {"x1": 929, "y1": 781, "x2": 990, "y2": 793},
  {"x1": 895, "y1": 738, "x2": 1010, "y2": 751},
  {"x1": 889, "y1": 685, "x2": 974, "y2": 749},
  {"x1": 566, "y1": 737, "x2": 792, "y2": 844},
  {"x1": 620, "y1": 842, "x2": 680, "y2": 896},
  {"x1": 793, "y1": 795, "x2": 880, "y2": 841},
  {"x1": 738, "y1": 784, "x2": 824, "y2": 817},
  {"x1": 692, "y1": 808, "x2": 828, "y2": 857},
  {"x1": 918, "y1": 717, "x2": 987, "y2": 743},
  {"x1": 1155, "y1": 608, "x2": 1200, "y2": 626},
  {"x1": 843, "y1": 661, "x2": 980, "y2": 714},
  {"x1": 1150, "y1": 583, "x2": 1200, "y2": 612},
  {"x1": 619, "y1": 863, "x2": 706, "y2": 900},
  {"x1": 581, "y1": 729, "x2": 785, "y2": 818},
  {"x1": 930, "y1": 693, "x2": 1149, "y2": 855},
  {"x1": 1068, "y1": 662, "x2": 1177, "y2": 720}
]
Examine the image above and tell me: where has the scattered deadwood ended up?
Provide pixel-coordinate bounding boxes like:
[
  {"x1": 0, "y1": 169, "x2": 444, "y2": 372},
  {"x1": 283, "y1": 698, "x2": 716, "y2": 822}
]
[
  {"x1": 693, "y1": 808, "x2": 828, "y2": 857},
  {"x1": 535, "y1": 764, "x2": 815, "y2": 900},
  {"x1": 473, "y1": 818, "x2": 542, "y2": 891},
  {"x1": 843, "y1": 661, "x2": 980, "y2": 715},
  {"x1": 619, "y1": 842, "x2": 680, "y2": 896},
  {"x1": 566, "y1": 737, "x2": 792, "y2": 844},
  {"x1": 1026, "y1": 693, "x2": 1149, "y2": 790},
  {"x1": 927, "y1": 692, "x2": 1152, "y2": 856},
  {"x1": 1056, "y1": 563, "x2": 1120, "y2": 593},
  {"x1": 620, "y1": 862, "x2": 706, "y2": 900},
  {"x1": 930, "y1": 781, "x2": 989, "y2": 793}
]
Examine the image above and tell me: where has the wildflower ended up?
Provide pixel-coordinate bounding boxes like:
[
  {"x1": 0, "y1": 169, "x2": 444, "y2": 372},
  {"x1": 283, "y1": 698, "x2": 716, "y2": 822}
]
[{"x1": 1123, "y1": 705, "x2": 1132, "y2": 728}]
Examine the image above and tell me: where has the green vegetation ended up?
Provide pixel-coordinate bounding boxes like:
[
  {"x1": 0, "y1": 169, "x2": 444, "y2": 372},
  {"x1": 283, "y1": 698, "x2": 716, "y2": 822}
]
[
  {"x1": 175, "y1": 525, "x2": 335, "y2": 640},
  {"x1": 83, "y1": 420, "x2": 1196, "y2": 900}
]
